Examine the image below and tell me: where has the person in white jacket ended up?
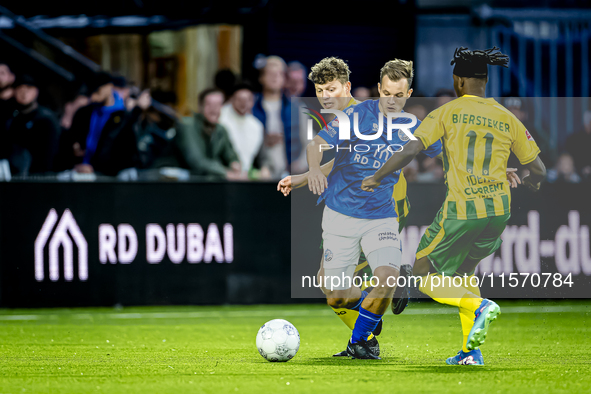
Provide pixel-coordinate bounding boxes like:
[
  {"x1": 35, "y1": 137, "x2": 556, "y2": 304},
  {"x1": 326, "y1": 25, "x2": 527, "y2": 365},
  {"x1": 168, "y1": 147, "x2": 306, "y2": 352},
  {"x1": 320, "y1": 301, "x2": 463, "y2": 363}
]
[{"x1": 219, "y1": 83, "x2": 264, "y2": 175}]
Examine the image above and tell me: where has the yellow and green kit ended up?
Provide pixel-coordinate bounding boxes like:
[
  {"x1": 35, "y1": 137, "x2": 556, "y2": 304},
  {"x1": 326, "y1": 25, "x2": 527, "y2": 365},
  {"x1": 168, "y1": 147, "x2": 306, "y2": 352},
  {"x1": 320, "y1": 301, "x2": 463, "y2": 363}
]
[{"x1": 413, "y1": 95, "x2": 540, "y2": 274}]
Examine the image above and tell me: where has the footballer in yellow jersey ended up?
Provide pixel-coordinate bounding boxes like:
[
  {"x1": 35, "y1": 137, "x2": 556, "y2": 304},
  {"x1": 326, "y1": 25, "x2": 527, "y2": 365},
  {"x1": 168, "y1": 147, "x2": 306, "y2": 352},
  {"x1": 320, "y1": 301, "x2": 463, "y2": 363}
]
[
  {"x1": 416, "y1": 95, "x2": 539, "y2": 221},
  {"x1": 361, "y1": 47, "x2": 547, "y2": 366}
]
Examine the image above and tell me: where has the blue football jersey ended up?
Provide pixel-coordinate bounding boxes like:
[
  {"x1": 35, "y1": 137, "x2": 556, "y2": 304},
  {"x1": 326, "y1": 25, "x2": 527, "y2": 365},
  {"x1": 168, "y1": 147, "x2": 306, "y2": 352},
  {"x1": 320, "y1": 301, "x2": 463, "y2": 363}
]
[{"x1": 317, "y1": 99, "x2": 442, "y2": 219}]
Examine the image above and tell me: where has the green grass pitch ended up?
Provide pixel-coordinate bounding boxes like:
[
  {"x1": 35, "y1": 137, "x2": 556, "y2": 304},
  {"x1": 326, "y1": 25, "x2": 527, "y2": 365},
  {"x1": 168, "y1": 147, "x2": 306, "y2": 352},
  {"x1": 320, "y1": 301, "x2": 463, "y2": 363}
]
[{"x1": 1, "y1": 300, "x2": 590, "y2": 393}]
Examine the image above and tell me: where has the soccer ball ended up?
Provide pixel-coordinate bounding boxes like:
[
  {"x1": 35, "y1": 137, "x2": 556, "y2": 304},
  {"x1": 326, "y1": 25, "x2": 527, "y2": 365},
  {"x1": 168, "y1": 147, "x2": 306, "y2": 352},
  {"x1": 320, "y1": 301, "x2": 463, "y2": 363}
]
[{"x1": 256, "y1": 319, "x2": 300, "y2": 362}]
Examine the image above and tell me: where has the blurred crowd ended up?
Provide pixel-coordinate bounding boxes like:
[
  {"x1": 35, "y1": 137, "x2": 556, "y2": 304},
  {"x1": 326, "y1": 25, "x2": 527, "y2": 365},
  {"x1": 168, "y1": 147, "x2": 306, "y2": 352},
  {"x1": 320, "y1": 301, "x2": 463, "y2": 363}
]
[
  {"x1": 0, "y1": 58, "x2": 588, "y2": 183},
  {"x1": 0, "y1": 57, "x2": 307, "y2": 181}
]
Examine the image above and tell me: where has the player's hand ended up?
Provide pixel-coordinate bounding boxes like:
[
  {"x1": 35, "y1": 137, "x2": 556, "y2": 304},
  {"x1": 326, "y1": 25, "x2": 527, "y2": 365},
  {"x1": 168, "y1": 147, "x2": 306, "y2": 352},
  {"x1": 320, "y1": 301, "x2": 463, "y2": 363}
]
[
  {"x1": 308, "y1": 168, "x2": 327, "y2": 195},
  {"x1": 506, "y1": 168, "x2": 521, "y2": 188},
  {"x1": 361, "y1": 175, "x2": 381, "y2": 192},
  {"x1": 522, "y1": 174, "x2": 541, "y2": 192},
  {"x1": 277, "y1": 176, "x2": 292, "y2": 196}
]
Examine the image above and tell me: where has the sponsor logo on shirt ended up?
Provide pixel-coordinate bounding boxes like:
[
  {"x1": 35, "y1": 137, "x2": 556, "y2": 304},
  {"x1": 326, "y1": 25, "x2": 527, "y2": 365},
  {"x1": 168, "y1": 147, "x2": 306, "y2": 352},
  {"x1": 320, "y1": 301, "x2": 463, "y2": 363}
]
[{"x1": 525, "y1": 129, "x2": 534, "y2": 141}]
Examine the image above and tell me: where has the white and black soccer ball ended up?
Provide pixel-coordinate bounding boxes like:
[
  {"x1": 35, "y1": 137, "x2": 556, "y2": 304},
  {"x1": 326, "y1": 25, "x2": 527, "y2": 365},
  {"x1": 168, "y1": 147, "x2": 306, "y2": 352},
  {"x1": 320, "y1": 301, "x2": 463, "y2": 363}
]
[{"x1": 256, "y1": 319, "x2": 300, "y2": 362}]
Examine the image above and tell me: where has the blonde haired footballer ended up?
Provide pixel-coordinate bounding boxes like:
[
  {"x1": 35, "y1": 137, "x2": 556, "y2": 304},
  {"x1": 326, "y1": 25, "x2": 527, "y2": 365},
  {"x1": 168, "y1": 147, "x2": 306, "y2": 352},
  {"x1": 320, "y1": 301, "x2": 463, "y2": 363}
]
[
  {"x1": 361, "y1": 47, "x2": 547, "y2": 365},
  {"x1": 277, "y1": 57, "x2": 414, "y2": 357}
]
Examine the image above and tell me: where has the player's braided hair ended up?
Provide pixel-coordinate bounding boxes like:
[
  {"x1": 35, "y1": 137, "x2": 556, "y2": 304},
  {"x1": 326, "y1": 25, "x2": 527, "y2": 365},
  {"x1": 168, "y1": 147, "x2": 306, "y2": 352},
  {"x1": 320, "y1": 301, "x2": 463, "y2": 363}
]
[
  {"x1": 451, "y1": 46, "x2": 509, "y2": 78},
  {"x1": 308, "y1": 57, "x2": 351, "y2": 85}
]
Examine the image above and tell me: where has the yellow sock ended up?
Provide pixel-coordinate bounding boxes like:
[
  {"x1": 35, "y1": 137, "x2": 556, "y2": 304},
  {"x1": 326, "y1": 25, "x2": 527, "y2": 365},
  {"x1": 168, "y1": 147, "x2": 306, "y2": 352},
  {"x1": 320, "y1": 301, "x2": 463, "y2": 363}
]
[
  {"x1": 331, "y1": 264, "x2": 376, "y2": 340},
  {"x1": 459, "y1": 308, "x2": 474, "y2": 352},
  {"x1": 459, "y1": 292, "x2": 483, "y2": 313},
  {"x1": 458, "y1": 277, "x2": 483, "y2": 352},
  {"x1": 331, "y1": 307, "x2": 374, "y2": 340},
  {"x1": 419, "y1": 274, "x2": 483, "y2": 351},
  {"x1": 464, "y1": 274, "x2": 482, "y2": 297},
  {"x1": 331, "y1": 307, "x2": 358, "y2": 330},
  {"x1": 419, "y1": 274, "x2": 482, "y2": 307}
]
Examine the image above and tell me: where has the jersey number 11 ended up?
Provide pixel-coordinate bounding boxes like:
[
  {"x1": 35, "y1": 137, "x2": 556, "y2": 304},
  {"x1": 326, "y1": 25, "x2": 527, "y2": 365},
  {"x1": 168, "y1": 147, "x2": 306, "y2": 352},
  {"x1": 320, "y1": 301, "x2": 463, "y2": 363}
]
[{"x1": 466, "y1": 130, "x2": 494, "y2": 176}]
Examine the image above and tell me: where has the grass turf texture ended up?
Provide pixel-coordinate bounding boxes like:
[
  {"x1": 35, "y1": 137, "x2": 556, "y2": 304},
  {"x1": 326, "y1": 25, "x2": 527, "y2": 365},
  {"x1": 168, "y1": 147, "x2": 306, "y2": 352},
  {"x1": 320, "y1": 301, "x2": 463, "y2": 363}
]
[{"x1": 0, "y1": 300, "x2": 590, "y2": 393}]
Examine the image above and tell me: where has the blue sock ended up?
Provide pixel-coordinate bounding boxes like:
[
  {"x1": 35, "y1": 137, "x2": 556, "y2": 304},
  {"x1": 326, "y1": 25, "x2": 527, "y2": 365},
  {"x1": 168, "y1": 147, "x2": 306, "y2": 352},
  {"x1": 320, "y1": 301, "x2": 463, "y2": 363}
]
[
  {"x1": 351, "y1": 306, "x2": 383, "y2": 343},
  {"x1": 350, "y1": 291, "x2": 369, "y2": 311}
]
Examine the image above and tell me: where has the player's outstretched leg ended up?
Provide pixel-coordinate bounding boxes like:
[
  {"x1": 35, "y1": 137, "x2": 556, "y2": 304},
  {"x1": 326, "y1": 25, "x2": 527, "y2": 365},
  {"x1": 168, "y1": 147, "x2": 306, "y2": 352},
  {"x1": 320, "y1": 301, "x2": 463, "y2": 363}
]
[
  {"x1": 329, "y1": 289, "x2": 381, "y2": 357},
  {"x1": 347, "y1": 253, "x2": 400, "y2": 360},
  {"x1": 320, "y1": 257, "x2": 382, "y2": 357},
  {"x1": 466, "y1": 299, "x2": 501, "y2": 351},
  {"x1": 445, "y1": 283, "x2": 488, "y2": 365},
  {"x1": 416, "y1": 262, "x2": 492, "y2": 363}
]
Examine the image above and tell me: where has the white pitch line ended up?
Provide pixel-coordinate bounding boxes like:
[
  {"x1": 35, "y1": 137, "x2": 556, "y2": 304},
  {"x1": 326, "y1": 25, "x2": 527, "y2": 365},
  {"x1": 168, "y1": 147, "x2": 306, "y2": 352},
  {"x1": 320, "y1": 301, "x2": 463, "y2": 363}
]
[
  {"x1": 0, "y1": 315, "x2": 42, "y2": 321},
  {"x1": 0, "y1": 305, "x2": 588, "y2": 321}
]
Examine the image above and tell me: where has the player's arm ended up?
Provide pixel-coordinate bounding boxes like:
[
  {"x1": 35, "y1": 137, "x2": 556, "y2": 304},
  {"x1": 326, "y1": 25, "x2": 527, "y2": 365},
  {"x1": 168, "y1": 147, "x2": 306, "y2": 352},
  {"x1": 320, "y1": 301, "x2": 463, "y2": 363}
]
[
  {"x1": 277, "y1": 159, "x2": 335, "y2": 196},
  {"x1": 362, "y1": 106, "x2": 445, "y2": 192},
  {"x1": 522, "y1": 156, "x2": 546, "y2": 192},
  {"x1": 510, "y1": 118, "x2": 544, "y2": 191},
  {"x1": 306, "y1": 134, "x2": 329, "y2": 195},
  {"x1": 296, "y1": 159, "x2": 335, "y2": 187},
  {"x1": 361, "y1": 139, "x2": 425, "y2": 192}
]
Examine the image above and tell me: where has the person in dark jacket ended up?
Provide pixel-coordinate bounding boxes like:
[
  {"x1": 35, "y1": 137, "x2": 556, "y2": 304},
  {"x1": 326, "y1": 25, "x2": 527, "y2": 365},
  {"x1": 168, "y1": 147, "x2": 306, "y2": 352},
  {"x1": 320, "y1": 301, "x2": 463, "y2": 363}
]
[
  {"x1": 174, "y1": 88, "x2": 242, "y2": 179},
  {"x1": 0, "y1": 63, "x2": 16, "y2": 144},
  {"x1": 2, "y1": 75, "x2": 60, "y2": 175},
  {"x1": 58, "y1": 72, "x2": 137, "y2": 176}
]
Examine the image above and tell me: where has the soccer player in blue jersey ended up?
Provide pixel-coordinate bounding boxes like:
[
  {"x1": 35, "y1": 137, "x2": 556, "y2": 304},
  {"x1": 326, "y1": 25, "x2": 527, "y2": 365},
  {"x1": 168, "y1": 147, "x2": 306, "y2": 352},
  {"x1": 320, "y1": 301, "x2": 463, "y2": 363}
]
[
  {"x1": 306, "y1": 59, "x2": 443, "y2": 359},
  {"x1": 279, "y1": 57, "x2": 416, "y2": 358}
]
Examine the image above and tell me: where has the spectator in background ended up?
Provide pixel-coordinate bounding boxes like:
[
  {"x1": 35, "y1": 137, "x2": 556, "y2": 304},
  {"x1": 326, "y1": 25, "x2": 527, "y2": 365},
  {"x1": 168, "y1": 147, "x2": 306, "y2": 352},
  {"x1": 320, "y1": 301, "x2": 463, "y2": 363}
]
[
  {"x1": 285, "y1": 61, "x2": 307, "y2": 98},
  {"x1": 124, "y1": 88, "x2": 163, "y2": 169},
  {"x1": 252, "y1": 56, "x2": 298, "y2": 179},
  {"x1": 369, "y1": 85, "x2": 380, "y2": 98},
  {"x1": 59, "y1": 72, "x2": 137, "y2": 175},
  {"x1": 2, "y1": 75, "x2": 60, "y2": 175},
  {"x1": 402, "y1": 158, "x2": 419, "y2": 183},
  {"x1": 566, "y1": 110, "x2": 591, "y2": 180},
  {"x1": 352, "y1": 86, "x2": 371, "y2": 101},
  {"x1": 504, "y1": 97, "x2": 551, "y2": 170},
  {"x1": 286, "y1": 61, "x2": 310, "y2": 174},
  {"x1": 0, "y1": 63, "x2": 15, "y2": 134},
  {"x1": 434, "y1": 88, "x2": 456, "y2": 108},
  {"x1": 61, "y1": 88, "x2": 89, "y2": 130},
  {"x1": 416, "y1": 156, "x2": 444, "y2": 183},
  {"x1": 215, "y1": 69, "x2": 237, "y2": 102},
  {"x1": 175, "y1": 88, "x2": 243, "y2": 179},
  {"x1": 547, "y1": 153, "x2": 581, "y2": 183},
  {"x1": 218, "y1": 83, "x2": 265, "y2": 177},
  {"x1": 112, "y1": 75, "x2": 131, "y2": 102},
  {"x1": 405, "y1": 102, "x2": 428, "y2": 121},
  {"x1": 405, "y1": 96, "x2": 431, "y2": 178}
]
